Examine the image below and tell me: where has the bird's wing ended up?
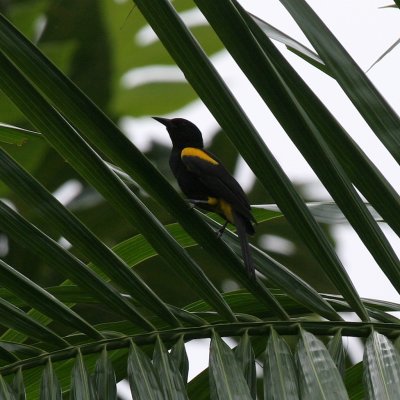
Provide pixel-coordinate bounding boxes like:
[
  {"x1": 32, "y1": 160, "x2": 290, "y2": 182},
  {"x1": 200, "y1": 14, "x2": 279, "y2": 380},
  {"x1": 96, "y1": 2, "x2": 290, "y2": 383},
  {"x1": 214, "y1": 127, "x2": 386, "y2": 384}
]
[{"x1": 181, "y1": 148, "x2": 253, "y2": 221}]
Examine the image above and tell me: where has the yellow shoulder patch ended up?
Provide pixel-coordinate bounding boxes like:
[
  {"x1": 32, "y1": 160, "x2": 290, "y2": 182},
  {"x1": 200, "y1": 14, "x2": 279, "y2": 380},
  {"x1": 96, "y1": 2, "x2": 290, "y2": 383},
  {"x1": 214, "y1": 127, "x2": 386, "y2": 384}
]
[{"x1": 181, "y1": 147, "x2": 219, "y2": 165}]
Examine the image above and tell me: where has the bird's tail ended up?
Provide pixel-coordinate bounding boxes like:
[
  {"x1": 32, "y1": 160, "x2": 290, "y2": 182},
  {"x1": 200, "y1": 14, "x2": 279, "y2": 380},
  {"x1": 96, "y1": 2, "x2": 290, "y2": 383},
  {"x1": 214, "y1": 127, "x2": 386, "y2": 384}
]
[{"x1": 233, "y1": 212, "x2": 256, "y2": 279}]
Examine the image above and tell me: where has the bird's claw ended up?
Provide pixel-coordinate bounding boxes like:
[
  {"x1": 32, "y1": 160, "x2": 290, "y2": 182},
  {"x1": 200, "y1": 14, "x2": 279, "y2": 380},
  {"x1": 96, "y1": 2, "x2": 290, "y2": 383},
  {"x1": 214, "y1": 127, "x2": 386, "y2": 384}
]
[{"x1": 216, "y1": 221, "x2": 228, "y2": 238}]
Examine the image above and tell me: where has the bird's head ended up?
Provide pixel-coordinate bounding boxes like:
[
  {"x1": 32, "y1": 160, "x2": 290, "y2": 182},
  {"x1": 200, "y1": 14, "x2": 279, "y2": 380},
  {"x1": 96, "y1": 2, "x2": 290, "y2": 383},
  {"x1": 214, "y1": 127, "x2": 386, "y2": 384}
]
[{"x1": 153, "y1": 117, "x2": 204, "y2": 149}]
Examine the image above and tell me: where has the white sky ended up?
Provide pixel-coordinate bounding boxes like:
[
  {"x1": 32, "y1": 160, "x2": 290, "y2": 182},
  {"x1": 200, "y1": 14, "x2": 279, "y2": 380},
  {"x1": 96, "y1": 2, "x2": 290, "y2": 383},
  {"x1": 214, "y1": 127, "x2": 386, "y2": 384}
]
[{"x1": 118, "y1": 0, "x2": 400, "y2": 397}]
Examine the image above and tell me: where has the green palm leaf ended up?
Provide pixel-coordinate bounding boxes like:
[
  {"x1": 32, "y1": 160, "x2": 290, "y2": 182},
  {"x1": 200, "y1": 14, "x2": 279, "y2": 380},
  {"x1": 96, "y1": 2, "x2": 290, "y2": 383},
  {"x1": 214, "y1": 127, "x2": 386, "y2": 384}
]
[{"x1": 0, "y1": 0, "x2": 398, "y2": 398}]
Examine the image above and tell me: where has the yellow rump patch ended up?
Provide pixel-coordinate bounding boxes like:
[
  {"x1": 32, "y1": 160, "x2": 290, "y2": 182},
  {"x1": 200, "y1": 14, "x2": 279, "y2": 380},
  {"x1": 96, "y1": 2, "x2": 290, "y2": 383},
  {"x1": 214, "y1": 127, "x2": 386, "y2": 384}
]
[
  {"x1": 181, "y1": 147, "x2": 219, "y2": 165},
  {"x1": 207, "y1": 197, "x2": 218, "y2": 206},
  {"x1": 219, "y1": 199, "x2": 234, "y2": 224},
  {"x1": 207, "y1": 197, "x2": 234, "y2": 224}
]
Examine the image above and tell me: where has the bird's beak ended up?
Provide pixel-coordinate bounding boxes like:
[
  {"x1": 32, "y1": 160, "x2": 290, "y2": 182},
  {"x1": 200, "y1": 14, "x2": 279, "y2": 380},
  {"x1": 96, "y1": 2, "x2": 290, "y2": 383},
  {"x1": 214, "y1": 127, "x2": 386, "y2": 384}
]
[{"x1": 152, "y1": 117, "x2": 171, "y2": 127}]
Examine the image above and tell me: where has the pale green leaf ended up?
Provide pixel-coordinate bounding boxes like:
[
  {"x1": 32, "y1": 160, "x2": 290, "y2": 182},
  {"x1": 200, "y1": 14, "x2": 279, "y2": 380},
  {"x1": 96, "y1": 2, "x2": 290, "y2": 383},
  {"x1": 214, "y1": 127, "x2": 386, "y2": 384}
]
[
  {"x1": 296, "y1": 330, "x2": 348, "y2": 400},
  {"x1": 40, "y1": 360, "x2": 62, "y2": 400},
  {"x1": 264, "y1": 329, "x2": 298, "y2": 400},
  {"x1": 363, "y1": 331, "x2": 400, "y2": 399}
]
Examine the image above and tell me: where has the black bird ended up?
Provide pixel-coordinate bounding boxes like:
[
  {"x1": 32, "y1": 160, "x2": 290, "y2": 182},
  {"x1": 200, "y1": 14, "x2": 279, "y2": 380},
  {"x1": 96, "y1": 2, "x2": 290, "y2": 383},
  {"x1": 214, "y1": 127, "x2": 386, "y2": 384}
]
[{"x1": 153, "y1": 117, "x2": 256, "y2": 279}]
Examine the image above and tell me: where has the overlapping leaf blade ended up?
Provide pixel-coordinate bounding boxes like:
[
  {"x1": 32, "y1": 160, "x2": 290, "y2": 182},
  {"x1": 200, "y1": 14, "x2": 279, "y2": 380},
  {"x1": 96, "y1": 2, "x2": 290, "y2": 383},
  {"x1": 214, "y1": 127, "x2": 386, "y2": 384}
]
[
  {"x1": 0, "y1": 145, "x2": 179, "y2": 328},
  {"x1": 203, "y1": 214, "x2": 340, "y2": 320},
  {"x1": 209, "y1": 332, "x2": 252, "y2": 400},
  {"x1": 234, "y1": 333, "x2": 256, "y2": 399},
  {"x1": 0, "y1": 374, "x2": 15, "y2": 400},
  {"x1": 0, "y1": 296, "x2": 67, "y2": 348},
  {"x1": 127, "y1": 342, "x2": 164, "y2": 400},
  {"x1": 0, "y1": 258, "x2": 102, "y2": 341},
  {"x1": 11, "y1": 369, "x2": 25, "y2": 400},
  {"x1": 0, "y1": 10, "x2": 278, "y2": 319},
  {"x1": 196, "y1": 0, "x2": 400, "y2": 321},
  {"x1": 0, "y1": 46, "x2": 236, "y2": 324},
  {"x1": 264, "y1": 328, "x2": 298, "y2": 400},
  {"x1": 70, "y1": 351, "x2": 96, "y2": 400},
  {"x1": 0, "y1": 199, "x2": 154, "y2": 331},
  {"x1": 236, "y1": 4, "x2": 400, "y2": 239},
  {"x1": 296, "y1": 330, "x2": 348, "y2": 399},
  {"x1": 363, "y1": 331, "x2": 400, "y2": 399},
  {"x1": 137, "y1": 0, "x2": 369, "y2": 320},
  {"x1": 327, "y1": 331, "x2": 346, "y2": 378},
  {"x1": 278, "y1": 0, "x2": 400, "y2": 163},
  {"x1": 250, "y1": 13, "x2": 328, "y2": 74},
  {"x1": 153, "y1": 336, "x2": 188, "y2": 399},
  {"x1": 93, "y1": 347, "x2": 117, "y2": 400},
  {"x1": 0, "y1": 1, "x2": 398, "y2": 398},
  {"x1": 170, "y1": 337, "x2": 189, "y2": 386},
  {"x1": 40, "y1": 360, "x2": 62, "y2": 400}
]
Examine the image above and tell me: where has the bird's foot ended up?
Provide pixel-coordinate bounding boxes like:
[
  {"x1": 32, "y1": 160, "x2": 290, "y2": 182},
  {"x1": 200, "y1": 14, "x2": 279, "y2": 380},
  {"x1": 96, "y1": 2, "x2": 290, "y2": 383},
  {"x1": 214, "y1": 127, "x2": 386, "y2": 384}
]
[{"x1": 216, "y1": 221, "x2": 228, "y2": 238}]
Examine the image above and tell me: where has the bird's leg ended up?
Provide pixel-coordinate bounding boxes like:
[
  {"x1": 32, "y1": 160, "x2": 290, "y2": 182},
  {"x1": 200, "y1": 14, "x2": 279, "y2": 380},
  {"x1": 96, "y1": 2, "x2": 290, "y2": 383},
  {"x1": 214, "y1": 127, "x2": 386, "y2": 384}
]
[
  {"x1": 188, "y1": 199, "x2": 228, "y2": 238},
  {"x1": 216, "y1": 221, "x2": 229, "y2": 238},
  {"x1": 187, "y1": 199, "x2": 210, "y2": 210},
  {"x1": 186, "y1": 200, "x2": 196, "y2": 210},
  {"x1": 188, "y1": 199, "x2": 209, "y2": 206}
]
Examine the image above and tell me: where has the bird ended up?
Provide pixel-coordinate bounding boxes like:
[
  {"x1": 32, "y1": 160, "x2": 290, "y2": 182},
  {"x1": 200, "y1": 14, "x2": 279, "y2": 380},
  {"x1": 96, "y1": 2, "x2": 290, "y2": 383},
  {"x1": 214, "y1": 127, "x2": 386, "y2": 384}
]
[{"x1": 153, "y1": 117, "x2": 256, "y2": 279}]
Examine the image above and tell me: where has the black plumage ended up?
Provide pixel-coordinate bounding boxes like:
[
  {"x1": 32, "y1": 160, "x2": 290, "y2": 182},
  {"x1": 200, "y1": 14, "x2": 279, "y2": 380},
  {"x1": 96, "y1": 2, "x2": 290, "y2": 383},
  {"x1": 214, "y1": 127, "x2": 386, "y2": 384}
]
[{"x1": 153, "y1": 117, "x2": 256, "y2": 278}]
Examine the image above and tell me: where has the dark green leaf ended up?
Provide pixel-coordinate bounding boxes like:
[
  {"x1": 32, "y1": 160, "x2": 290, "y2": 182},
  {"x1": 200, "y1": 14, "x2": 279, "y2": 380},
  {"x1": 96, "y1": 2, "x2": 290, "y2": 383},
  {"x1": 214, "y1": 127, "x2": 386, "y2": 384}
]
[
  {"x1": 278, "y1": 0, "x2": 400, "y2": 163},
  {"x1": 153, "y1": 336, "x2": 188, "y2": 399},
  {"x1": 209, "y1": 332, "x2": 252, "y2": 400},
  {"x1": 204, "y1": 214, "x2": 340, "y2": 321},
  {"x1": 344, "y1": 362, "x2": 364, "y2": 400},
  {"x1": 199, "y1": 0, "x2": 400, "y2": 322},
  {"x1": 327, "y1": 331, "x2": 346, "y2": 378},
  {"x1": 187, "y1": 368, "x2": 209, "y2": 400},
  {"x1": 234, "y1": 333, "x2": 256, "y2": 399},
  {"x1": 0, "y1": 44, "x2": 235, "y2": 324},
  {"x1": 0, "y1": 258, "x2": 102, "y2": 341},
  {"x1": 0, "y1": 341, "x2": 42, "y2": 359},
  {"x1": 93, "y1": 347, "x2": 117, "y2": 400},
  {"x1": 0, "y1": 3, "x2": 339, "y2": 315},
  {"x1": 40, "y1": 359, "x2": 68, "y2": 400},
  {"x1": 70, "y1": 351, "x2": 96, "y2": 400},
  {"x1": 11, "y1": 369, "x2": 25, "y2": 400},
  {"x1": 0, "y1": 200, "x2": 154, "y2": 331},
  {"x1": 170, "y1": 337, "x2": 189, "y2": 385},
  {"x1": 0, "y1": 342, "x2": 19, "y2": 363},
  {"x1": 0, "y1": 374, "x2": 15, "y2": 400},
  {"x1": 239, "y1": 4, "x2": 400, "y2": 242},
  {"x1": 127, "y1": 341, "x2": 163, "y2": 400},
  {"x1": 0, "y1": 296, "x2": 67, "y2": 348},
  {"x1": 0, "y1": 146, "x2": 179, "y2": 328}
]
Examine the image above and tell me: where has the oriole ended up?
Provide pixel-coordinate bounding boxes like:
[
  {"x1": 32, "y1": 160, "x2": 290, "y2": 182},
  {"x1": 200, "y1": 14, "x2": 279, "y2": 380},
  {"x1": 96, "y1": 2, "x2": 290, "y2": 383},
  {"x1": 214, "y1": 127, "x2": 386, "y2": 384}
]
[{"x1": 154, "y1": 117, "x2": 256, "y2": 279}]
